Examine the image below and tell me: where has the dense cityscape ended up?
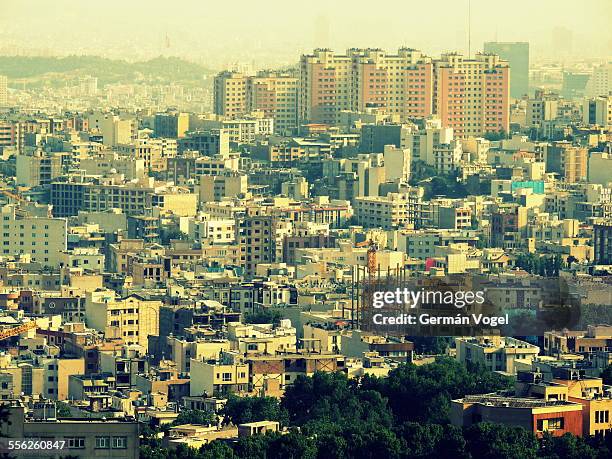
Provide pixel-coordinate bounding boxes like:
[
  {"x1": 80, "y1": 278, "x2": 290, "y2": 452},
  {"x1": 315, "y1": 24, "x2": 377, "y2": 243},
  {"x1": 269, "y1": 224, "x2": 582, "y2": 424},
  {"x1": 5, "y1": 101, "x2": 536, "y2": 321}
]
[{"x1": 0, "y1": 2, "x2": 612, "y2": 458}]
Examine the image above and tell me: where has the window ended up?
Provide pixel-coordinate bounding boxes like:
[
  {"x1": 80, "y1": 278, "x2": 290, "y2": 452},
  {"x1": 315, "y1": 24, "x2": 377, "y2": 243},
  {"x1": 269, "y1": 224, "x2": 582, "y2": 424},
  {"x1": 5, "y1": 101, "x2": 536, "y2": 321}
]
[
  {"x1": 595, "y1": 410, "x2": 609, "y2": 424},
  {"x1": 112, "y1": 436, "x2": 127, "y2": 449},
  {"x1": 538, "y1": 418, "x2": 564, "y2": 431},
  {"x1": 65, "y1": 437, "x2": 85, "y2": 449},
  {"x1": 95, "y1": 436, "x2": 110, "y2": 449},
  {"x1": 548, "y1": 418, "x2": 564, "y2": 430},
  {"x1": 222, "y1": 372, "x2": 232, "y2": 381}
]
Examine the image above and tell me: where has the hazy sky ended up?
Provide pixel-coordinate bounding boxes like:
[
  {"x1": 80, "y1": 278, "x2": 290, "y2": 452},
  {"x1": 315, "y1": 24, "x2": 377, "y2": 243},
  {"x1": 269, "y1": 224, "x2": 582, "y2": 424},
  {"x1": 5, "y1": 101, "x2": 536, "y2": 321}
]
[{"x1": 1, "y1": 0, "x2": 610, "y2": 67}]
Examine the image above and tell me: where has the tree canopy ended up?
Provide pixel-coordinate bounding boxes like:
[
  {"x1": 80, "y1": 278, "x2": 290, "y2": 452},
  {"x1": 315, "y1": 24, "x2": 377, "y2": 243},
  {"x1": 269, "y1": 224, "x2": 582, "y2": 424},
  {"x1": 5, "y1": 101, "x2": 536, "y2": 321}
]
[{"x1": 139, "y1": 358, "x2": 612, "y2": 459}]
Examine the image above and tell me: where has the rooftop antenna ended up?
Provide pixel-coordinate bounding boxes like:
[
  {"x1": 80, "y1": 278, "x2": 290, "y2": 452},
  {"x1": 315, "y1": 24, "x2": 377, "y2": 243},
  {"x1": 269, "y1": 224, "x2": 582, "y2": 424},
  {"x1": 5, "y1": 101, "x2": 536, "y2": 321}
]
[{"x1": 468, "y1": 0, "x2": 472, "y2": 57}]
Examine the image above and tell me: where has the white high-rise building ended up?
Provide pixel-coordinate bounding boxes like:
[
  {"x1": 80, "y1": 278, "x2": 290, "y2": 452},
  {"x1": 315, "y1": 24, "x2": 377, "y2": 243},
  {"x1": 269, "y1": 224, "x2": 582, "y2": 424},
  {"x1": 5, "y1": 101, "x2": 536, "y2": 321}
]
[
  {"x1": 585, "y1": 63, "x2": 612, "y2": 98},
  {"x1": 0, "y1": 75, "x2": 7, "y2": 107},
  {"x1": 583, "y1": 95, "x2": 612, "y2": 128}
]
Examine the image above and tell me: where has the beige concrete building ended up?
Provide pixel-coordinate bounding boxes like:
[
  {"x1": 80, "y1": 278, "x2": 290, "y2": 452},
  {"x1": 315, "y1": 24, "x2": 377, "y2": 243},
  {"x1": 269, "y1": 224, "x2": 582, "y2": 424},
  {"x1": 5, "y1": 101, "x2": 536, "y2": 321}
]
[
  {"x1": 455, "y1": 336, "x2": 540, "y2": 375},
  {"x1": 214, "y1": 71, "x2": 248, "y2": 118},
  {"x1": 15, "y1": 152, "x2": 62, "y2": 187},
  {"x1": 85, "y1": 290, "x2": 160, "y2": 350},
  {"x1": 527, "y1": 91, "x2": 559, "y2": 128},
  {"x1": 0, "y1": 354, "x2": 44, "y2": 399},
  {"x1": 189, "y1": 217, "x2": 236, "y2": 245},
  {"x1": 584, "y1": 95, "x2": 612, "y2": 128},
  {"x1": 546, "y1": 142, "x2": 588, "y2": 183},
  {"x1": 214, "y1": 70, "x2": 299, "y2": 133},
  {"x1": 58, "y1": 248, "x2": 104, "y2": 272},
  {"x1": 199, "y1": 173, "x2": 248, "y2": 202},
  {"x1": 51, "y1": 176, "x2": 197, "y2": 217},
  {"x1": 0, "y1": 75, "x2": 7, "y2": 107},
  {"x1": 87, "y1": 111, "x2": 136, "y2": 147},
  {"x1": 0, "y1": 205, "x2": 67, "y2": 267},
  {"x1": 39, "y1": 356, "x2": 85, "y2": 400},
  {"x1": 228, "y1": 321, "x2": 297, "y2": 355},
  {"x1": 383, "y1": 145, "x2": 411, "y2": 183},
  {"x1": 354, "y1": 191, "x2": 425, "y2": 230},
  {"x1": 189, "y1": 354, "x2": 249, "y2": 396},
  {"x1": 3, "y1": 401, "x2": 139, "y2": 459},
  {"x1": 588, "y1": 152, "x2": 612, "y2": 186},
  {"x1": 118, "y1": 138, "x2": 177, "y2": 172},
  {"x1": 79, "y1": 151, "x2": 146, "y2": 180}
]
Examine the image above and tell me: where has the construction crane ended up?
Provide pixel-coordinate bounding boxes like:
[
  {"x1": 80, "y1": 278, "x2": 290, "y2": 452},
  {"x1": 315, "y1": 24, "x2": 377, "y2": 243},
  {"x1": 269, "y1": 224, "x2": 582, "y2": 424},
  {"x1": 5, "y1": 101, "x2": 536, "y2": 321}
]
[
  {"x1": 355, "y1": 239, "x2": 378, "y2": 278},
  {"x1": 0, "y1": 321, "x2": 37, "y2": 341},
  {"x1": 367, "y1": 242, "x2": 378, "y2": 279},
  {"x1": 353, "y1": 239, "x2": 379, "y2": 330}
]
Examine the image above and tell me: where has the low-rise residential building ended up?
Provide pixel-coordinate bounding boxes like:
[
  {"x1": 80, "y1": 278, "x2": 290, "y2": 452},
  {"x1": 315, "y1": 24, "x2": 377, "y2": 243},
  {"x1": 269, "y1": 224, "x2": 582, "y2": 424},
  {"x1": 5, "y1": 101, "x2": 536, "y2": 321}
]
[{"x1": 455, "y1": 336, "x2": 540, "y2": 375}]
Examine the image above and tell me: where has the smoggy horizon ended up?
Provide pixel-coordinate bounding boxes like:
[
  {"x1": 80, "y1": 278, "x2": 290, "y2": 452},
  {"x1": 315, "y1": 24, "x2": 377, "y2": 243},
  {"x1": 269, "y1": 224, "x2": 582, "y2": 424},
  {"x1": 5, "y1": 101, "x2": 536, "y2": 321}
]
[{"x1": 0, "y1": 0, "x2": 610, "y2": 69}]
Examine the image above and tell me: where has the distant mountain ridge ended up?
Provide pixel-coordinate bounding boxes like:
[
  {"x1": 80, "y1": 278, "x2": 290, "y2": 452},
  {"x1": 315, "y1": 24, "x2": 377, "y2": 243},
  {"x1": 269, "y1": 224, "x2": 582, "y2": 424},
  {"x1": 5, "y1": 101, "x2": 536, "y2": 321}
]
[{"x1": 0, "y1": 55, "x2": 213, "y2": 83}]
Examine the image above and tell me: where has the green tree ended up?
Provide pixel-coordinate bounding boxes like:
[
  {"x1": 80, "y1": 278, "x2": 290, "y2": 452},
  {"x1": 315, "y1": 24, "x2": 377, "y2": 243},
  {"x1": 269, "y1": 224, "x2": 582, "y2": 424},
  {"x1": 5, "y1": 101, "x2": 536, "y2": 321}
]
[
  {"x1": 266, "y1": 430, "x2": 317, "y2": 459},
  {"x1": 282, "y1": 372, "x2": 392, "y2": 428},
  {"x1": 232, "y1": 434, "x2": 271, "y2": 459},
  {"x1": 222, "y1": 395, "x2": 288, "y2": 426},
  {"x1": 162, "y1": 229, "x2": 189, "y2": 244},
  {"x1": 197, "y1": 441, "x2": 237, "y2": 459},
  {"x1": 395, "y1": 422, "x2": 468, "y2": 458},
  {"x1": 408, "y1": 336, "x2": 453, "y2": 355},
  {"x1": 409, "y1": 161, "x2": 438, "y2": 185},
  {"x1": 538, "y1": 432, "x2": 597, "y2": 459},
  {"x1": 56, "y1": 402, "x2": 72, "y2": 417},
  {"x1": 360, "y1": 358, "x2": 512, "y2": 424},
  {"x1": 464, "y1": 423, "x2": 538, "y2": 459},
  {"x1": 483, "y1": 130, "x2": 508, "y2": 141},
  {"x1": 244, "y1": 309, "x2": 283, "y2": 326},
  {"x1": 173, "y1": 409, "x2": 216, "y2": 426}
]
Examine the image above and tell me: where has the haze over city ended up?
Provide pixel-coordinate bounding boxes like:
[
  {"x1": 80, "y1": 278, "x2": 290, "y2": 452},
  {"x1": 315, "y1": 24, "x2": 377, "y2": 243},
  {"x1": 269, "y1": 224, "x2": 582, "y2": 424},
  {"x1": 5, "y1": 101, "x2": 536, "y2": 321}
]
[
  {"x1": 2, "y1": 2, "x2": 612, "y2": 459},
  {"x1": 1, "y1": 0, "x2": 611, "y2": 66}
]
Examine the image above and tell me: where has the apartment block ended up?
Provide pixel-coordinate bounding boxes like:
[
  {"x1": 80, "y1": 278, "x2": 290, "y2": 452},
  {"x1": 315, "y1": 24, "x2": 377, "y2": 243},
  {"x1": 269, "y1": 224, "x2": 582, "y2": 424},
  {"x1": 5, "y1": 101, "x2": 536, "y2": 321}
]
[
  {"x1": 0, "y1": 205, "x2": 67, "y2": 267},
  {"x1": 434, "y1": 53, "x2": 510, "y2": 138},
  {"x1": 593, "y1": 219, "x2": 612, "y2": 264},
  {"x1": 85, "y1": 290, "x2": 160, "y2": 350},
  {"x1": 199, "y1": 172, "x2": 248, "y2": 202},
  {"x1": 189, "y1": 217, "x2": 236, "y2": 245},
  {"x1": 354, "y1": 189, "x2": 427, "y2": 230},
  {"x1": 584, "y1": 95, "x2": 612, "y2": 128},
  {"x1": 214, "y1": 71, "x2": 248, "y2": 118},
  {"x1": 154, "y1": 111, "x2": 190, "y2": 138},
  {"x1": 87, "y1": 112, "x2": 137, "y2": 147},
  {"x1": 178, "y1": 129, "x2": 230, "y2": 156},
  {"x1": 546, "y1": 142, "x2": 588, "y2": 183},
  {"x1": 299, "y1": 48, "x2": 433, "y2": 125},
  {"x1": 189, "y1": 353, "x2": 249, "y2": 396},
  {"x1": 237, "y1": 209, "x2": 276, "y2": 278},
  {"x1": 455, "y1": 336, "x2": 540, "y2": 375},
  {"x1": 79, "y1": 151, "x2": 146, "y2": 180},
  {"x1": 214, "y1": 71, "x2": 299, "y2": 133},
  {"x1": 0, "y1": 75, "x2": 7, "y2": 106},
  {"x1": 15, "y1": 152, "x2": 63, "y2": 187},
  {"x1": 3, "y1": 401, "x2": 139, "y2": 459},
  {"x1": 50, "y1": 177, "x2": 197, "y2": 217},
  {"x1": 247, "y1": 71, "x2": 299, "y2": 133},
  {"x1": 526, "y1": 91, "x2": 559, "y2": 128}
]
